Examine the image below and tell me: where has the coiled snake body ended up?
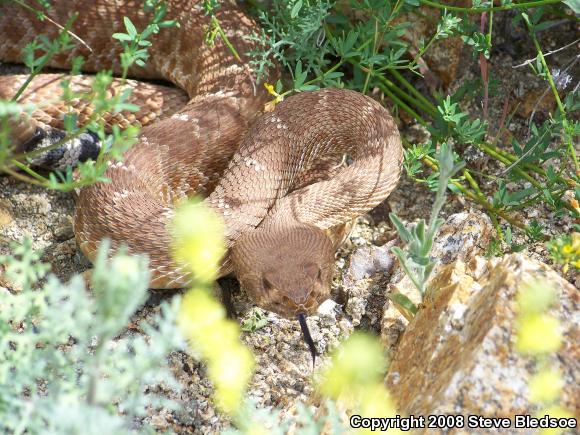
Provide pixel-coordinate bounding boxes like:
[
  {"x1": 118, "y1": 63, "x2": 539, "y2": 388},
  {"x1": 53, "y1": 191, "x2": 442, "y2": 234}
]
[{"x1": 0, "y1": 1, "x2": 402, "y2": 319}]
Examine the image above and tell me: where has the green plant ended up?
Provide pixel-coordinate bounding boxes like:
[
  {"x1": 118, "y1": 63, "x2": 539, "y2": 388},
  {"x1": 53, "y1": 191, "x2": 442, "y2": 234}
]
[
  {"x1": 248, "y1": 0, "x2": 579, "y2": 252},
  {"x1": 546, "y1": 231, "x2": 580, "y2": 273},
  {"x1": 241, "y1": 307, "x2": 269, "y2": 332},
  {"x1": 1, "y1": 0, "x2": 178, "y2": 192},
  {"x1": 389, "y1": 143, "x2": 464, "y2": 304},
  {"x1": 0, "y1": 239, "x2": 184, "y2": 434}
]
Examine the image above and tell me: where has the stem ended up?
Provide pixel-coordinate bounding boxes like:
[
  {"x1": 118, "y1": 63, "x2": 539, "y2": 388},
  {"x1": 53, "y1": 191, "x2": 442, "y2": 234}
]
[
  {"x1": 12, "y1": 0, "x2": 90, "y2": 51},
  {"x1": 408, "y1": 32, "x2": 438, "y2": 71},
  {"x1": 388, "y1": 69, "x2": 438, "y2": 117},
  {"x1": 453, "y1": 180, "x2": 527, "y2": 230},
  {"x1": 350, "y1": 60, "x2": 429, "y2": 124},
  {"x1": 0, "y1": 165, "x2": 43, "y2": 186},
  {"x1": 394, "y1": 250, "x2": 426, "y2": 295},
  {"x1": 374, "y1": 70, "x2": 437, "y2": 117},
  {"x1": 280, "y1": 60, "x2": 344, "y2": 98},
  {"x1": 478, "y1": 143, "x2": 540, "y2": 187},
  {"x1": 418, "y1": 0, "x2": 562, "y2": 13},
  {"x1": 464, "y1": 168, "x2": 504, "y2": 238},
  {"x1": 362, "y1": 19, "x2": 380, "y2": 94},
  {"x1": 11, "y1": 15, "x2": 78, "y2": 102},
  {"x1": 378, "y1": 76, "x2": 432, "y2": 117},
  {"x1": 377, "y1": 83, "x2": 428, "y2": 126},
  {"x1": 211, "y1": 16, "x2": 242, "y2": 62},
  {"x1": 422, "y1": 157, "x2": 527, "y2": 231},
  {"x1": 463, "y1": 168, "x2": 484, "y2": 199},
  {"x1": 489, "y1": 141, "x2": 577, "y2": 188},
  {"x1": 10, "y1": 159, "x2": 48, "y2": 182},
  {"x1": 526, "y1": 22, "x2": 580, "y2": 173}
]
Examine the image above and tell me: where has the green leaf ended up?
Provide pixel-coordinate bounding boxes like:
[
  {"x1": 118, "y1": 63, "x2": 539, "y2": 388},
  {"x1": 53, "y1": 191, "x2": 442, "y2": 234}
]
[
  {"x1": 390, "y1": 246, "x2": 408, "y2": 264},
  {"x1": 387, "y1": 292, "x2": 418, "y2": 319},
  {"x1": 562, "y1": 0, "x2": 580, "y2": 14},
  {"x1": 112, "y1": 33, "x2": 132, "y2": 42},
  {"x1": 421, "y1": 262, "x2": 436, "y2": 285},
  {"x1": 63, "y1": 113, "x2": 78, "y2": 132},
  {"x1": 414, "y1": 220, "x2": 426, "y2": 243},
  {"x1": 389, "y1": 213, "x2": 412, "y2": 242},
  {"x1": 290, "y1": 0, "x2": 303, "y2": 19},
  {"x1": 123, "y1": 16, "x2": 138, "y2": 39},
  {"x1": 298, "y1": 84, "x2": 319, "y2": 91}
]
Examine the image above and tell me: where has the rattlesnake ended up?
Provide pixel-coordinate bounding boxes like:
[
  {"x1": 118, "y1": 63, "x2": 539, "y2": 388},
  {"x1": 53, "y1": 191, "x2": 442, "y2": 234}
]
[{"x1": 0, "y1": 1, "x2": 402, "y2": 321}]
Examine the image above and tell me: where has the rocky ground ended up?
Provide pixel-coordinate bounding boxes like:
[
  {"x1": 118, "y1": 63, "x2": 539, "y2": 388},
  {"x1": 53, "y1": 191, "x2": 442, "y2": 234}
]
[{"x1": 1, "y1": 6, "x2": 579, "y2": 435}]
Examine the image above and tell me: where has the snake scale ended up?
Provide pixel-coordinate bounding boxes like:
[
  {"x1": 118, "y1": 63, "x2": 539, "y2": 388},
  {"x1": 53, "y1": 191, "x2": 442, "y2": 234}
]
[{"x1": 0, "y1": 1, "x2": 402, "y2": 321}]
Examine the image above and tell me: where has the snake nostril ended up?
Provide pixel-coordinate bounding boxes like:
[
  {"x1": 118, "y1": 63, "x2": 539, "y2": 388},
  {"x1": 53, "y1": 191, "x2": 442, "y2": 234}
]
[{"x1": 292, "y1": 289, "x2": 311, "y2": 306}]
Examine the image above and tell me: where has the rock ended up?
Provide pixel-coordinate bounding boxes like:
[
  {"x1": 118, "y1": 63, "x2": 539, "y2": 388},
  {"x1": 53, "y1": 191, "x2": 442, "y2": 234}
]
[
  {"x1": 0, "y1": 266, "x2": 23, "y2": 293},
  {"x1": 53, "y1": 216, "x2": 75, "y2": 241},
  {"x1": 423, "y1": 36, "x2": 465, "y2": 90},
  {"x1": 385, "y1": 254, "x2": 579, "y2": 421},
  {"x1": 516, "y1": 88, "x2": 557, "y2": 120},
  {"x1": 337, "y1": 237, "x2": 398, "y2": 327},
  {"x1": 0, "y1": 199, "x2": 13, "y2": 228},
  {"x1": 393, "y1": 1, "x2": 470, "y2": 90},
  {"x1": 431, "y1": 212, "x2": 493, "y2": 266},
  {"x1": 347, "y1": 244, "x2": 396, "y2": 281},
  {"x1": 317, "y1": 299, "x2": 339, "y2": 319},
  {"x1": 14, "y1": 193, "x2": 52, "y2": 216}
]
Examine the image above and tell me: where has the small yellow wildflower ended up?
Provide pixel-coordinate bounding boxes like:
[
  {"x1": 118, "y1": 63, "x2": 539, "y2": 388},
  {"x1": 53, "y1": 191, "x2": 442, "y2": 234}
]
[
  {"x1": 179, "y1": 288, "x2": 255, "y2": 416},
  {"x1": 317, "y1": 333, "x2": 400, "y2": 434},
  {"x1": 171, "y1": 198, "x2": 226, "y2": 284},
  {"x1": 517, "y1": 313, "x2": 562, "y2": 355},
  {"x1": 572, "y1": 232, "x2": 580, "y2": 252},
  {"x1": 263, "y1": 83, "x2": 283, "y2": 112},
  {"x1": 538, "y1": 405, "x2": 575, "y2": 435},
  {"x1": 318, "y1": 333, "x2": 387, "y2": 404},
  {"x1": 528, "y1": 369, "x2": 563, "y2": 404},
  {"x1": 516, "y1": 280, "x2": 555, "y2": 316}
]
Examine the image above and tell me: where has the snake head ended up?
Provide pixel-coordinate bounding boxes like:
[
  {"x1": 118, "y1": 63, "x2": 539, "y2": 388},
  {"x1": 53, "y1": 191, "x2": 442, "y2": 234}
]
[{"x1": 231, "y1": 224, "x2": 335, "y2": 319}]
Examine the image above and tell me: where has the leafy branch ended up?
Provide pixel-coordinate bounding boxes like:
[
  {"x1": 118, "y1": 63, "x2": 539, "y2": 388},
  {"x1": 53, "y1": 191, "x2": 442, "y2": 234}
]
[{"x1": 389, "y1": 143, "x2": 465, "y2": 299}]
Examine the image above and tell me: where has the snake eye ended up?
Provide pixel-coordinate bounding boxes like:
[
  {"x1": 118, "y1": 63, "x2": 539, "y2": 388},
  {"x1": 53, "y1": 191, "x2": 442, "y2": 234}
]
[
  {"x1": 262, "y1": 276, "x2": 274, "y2": 291},
  {"x1": 304, "y1": 263, "x2": 321, "y2": 282}
]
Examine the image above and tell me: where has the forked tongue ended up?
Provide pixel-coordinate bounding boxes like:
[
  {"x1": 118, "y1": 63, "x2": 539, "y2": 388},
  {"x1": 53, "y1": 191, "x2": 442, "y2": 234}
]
[{"x1": 297, "y1": 312, "x2": 317, "y2": 369}]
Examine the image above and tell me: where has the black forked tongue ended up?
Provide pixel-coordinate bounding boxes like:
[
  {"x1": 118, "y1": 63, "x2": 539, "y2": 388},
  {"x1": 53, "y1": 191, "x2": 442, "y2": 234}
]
[{"x1": 297, "y1": 312, "x2": 317, "y2": 369}]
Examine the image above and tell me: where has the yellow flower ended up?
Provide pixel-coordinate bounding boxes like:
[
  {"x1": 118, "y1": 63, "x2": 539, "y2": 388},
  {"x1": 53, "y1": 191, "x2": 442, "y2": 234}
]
[
  {"x1": 517, "y1": 314, "x2": 562, "y2": 355},
  {"x1": 359, "y1": 384, "x2": 398, "y2": 424},
  {"x1": 209, "y1": 345, "x2": 255, "y2": 414},
  {"x1": 538, "y1": 405, "x2": 574, "y2": 435},
  {"x1": 516, "y1": 280, "x2": 555, "y2": 316},
  {"x1": 263, "y1": 83, "x2": 283, "y2": 112},
  {"x1": 170, "y1": 198, "x2": 225, "y2": 284},
  {"x1": 318, "y1": 333, "x2": 387, "y2": 404},
  {"x1": 528, "y1": 369, "x2": 563, "y2": 404},
  {"x1": 178, "y1": 287, "x2": 255, "y2": 416},
  {"x1": 571, "y1": 232, "x2": 580, "y2": 252},
  {"x1": 264, "y1": 83, "x2": 276, "y2": 95}
]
